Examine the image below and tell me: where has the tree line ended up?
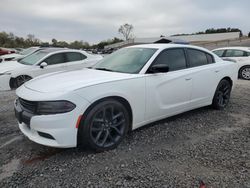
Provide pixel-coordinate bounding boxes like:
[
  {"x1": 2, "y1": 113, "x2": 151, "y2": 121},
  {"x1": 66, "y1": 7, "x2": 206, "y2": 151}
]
[
  {"x1": 1, "y1": 26, "x2": 249, "y2": 50},
  {"x1": 172, "y1": 28, "x2": 244, "y2": 37},
  {"x1": 0, "y1": 31, "x2": 123, "y2": 49}
]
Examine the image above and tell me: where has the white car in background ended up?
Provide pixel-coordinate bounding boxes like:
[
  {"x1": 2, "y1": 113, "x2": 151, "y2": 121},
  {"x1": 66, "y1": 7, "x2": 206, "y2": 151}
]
[
  {"x1": 15, "y1": 44, "x2": 237, "y2": 151},
  {"x1": 0, "y1": 48, "x2": 103, "y2": 90},
  {"x1": 0, "y1": 47, "x2": 40, "y2": 63},
  {"x1": 212, "y1": 47, "x2": 250, "y2": 80}
]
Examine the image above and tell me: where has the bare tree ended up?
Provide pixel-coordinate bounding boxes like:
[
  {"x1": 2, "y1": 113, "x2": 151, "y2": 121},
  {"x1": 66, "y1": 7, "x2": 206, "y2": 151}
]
[{"x1": 118, "y1": 23, "x2": 134, "y2": 41}]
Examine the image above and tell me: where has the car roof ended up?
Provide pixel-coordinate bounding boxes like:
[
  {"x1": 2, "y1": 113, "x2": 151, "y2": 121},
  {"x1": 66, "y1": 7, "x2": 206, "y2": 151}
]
[
  {"x1": 212, "y1": 47, "x2": 250, "y2": 52},
  {"x1": 127, "y1": 43, "x2": 212, "y2": 54},
  {"x1": 38, "y1": 48, "x2": 81, "y2": 53}
]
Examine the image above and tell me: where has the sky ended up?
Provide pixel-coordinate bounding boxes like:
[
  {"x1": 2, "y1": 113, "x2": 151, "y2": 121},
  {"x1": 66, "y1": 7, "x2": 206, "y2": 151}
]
[{"x1": 0, "y1": 0, "x2": 249, "y2": 44}]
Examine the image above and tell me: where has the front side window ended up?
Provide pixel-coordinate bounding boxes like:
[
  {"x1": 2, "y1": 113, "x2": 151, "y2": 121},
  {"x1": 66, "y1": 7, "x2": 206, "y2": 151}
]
[
  {"x1": 213, "y1": 50, "x2": 225, "y2": 57},
  {"x1": 187, "y1": 49, "x2": 208, "y2": 67},
  {"x1": 44, "y1": 53, "x2": 66, "y2": 65},
  {"x1": 93, "y1": 48, "x2": 157, "y2": 73},
  {"x1": 66, "y1": 52, "x2": 86, "y2": 62},
  {"x1": 151, "y1": 49, "x2": 187, "y2": 71}
]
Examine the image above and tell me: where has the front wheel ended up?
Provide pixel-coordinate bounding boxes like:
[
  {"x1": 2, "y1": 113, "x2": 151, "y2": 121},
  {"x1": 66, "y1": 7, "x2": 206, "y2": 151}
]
[
  {"x1": 14, "y1": 75, "x2": 32, "y2": 88},
  {"x1": 78, "y1": 100, "x2": 130, "y2": 151},
  {"x1": 239, "y1": 66, "x2": 250, "y2": 80},
  {"x1": 212, "y1": 79, "x2": 232, "y2": 110}
]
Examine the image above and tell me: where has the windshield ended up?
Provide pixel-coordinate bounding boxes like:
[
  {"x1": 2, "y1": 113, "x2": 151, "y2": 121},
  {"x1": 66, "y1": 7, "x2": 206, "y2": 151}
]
[
  {"x1": 93, "y1": 48, "x2": 157, "y2": 73},
  {"x1": 20, "y1": 47, "x2": 38, "y2": 55},
  {"x1": 19, "y1": 51, "x2": 48, "y2": 65}
]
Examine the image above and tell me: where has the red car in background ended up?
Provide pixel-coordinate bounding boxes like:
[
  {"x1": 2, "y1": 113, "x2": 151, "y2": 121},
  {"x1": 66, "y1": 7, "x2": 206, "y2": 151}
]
[{"x1": 0, "y1": 48, "x2": 16, "y2": 56}]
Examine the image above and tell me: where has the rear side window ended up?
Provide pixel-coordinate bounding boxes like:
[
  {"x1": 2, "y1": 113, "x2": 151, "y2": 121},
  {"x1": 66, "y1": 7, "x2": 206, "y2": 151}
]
[
  {"x1": 213, "y1": 50, "x2": 225, "y2": 57},
  {"x1": 152, "y1": 49, "x2": 187, "y2": 71},
  {"x1": 224, "y1": 50, "x2": 244, "y2": 57},
  {"x1": 44, "y1": 53, "x2": 66, "y2": 65},
  {"x1": 66, "y1": 52, "x2": 86, "y2": 62},
  {"x1": 187, "y1": 49, "x2": 208, "y2": 67}
]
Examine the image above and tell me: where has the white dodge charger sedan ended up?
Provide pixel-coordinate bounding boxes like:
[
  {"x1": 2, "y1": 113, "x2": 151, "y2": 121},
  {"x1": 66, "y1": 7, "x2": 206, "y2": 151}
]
[
  {"x1": 0, "y1": 48, "x2": 103, "y2": 90},
  {"x1": 212, "y1": 47, "x2": 250, "y2": 80},
  {"x1": 15, "y1": 44, "x2": 237, "y2": 151}
]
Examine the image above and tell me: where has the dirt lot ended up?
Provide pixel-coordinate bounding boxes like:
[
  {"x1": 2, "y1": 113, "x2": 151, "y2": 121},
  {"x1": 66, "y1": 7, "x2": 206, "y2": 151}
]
[{"x1": 0, "y1": 80, "x2": 249, "y2": 188}]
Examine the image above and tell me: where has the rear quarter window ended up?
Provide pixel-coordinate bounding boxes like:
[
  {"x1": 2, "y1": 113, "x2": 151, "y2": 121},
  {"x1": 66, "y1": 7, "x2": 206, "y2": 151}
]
[
  {"x1": 206, "y1": 53, "x2": 215, "y2": 64},
  {"x1": 187, "y1": 49, "x2": 208, "y2": 67}
]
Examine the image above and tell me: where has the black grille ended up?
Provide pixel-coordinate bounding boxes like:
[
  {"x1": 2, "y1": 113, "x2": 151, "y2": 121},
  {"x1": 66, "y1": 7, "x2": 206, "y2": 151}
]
[
  {"x1": 19, "y1": 98, "x2": 37, "y2": 113},
  {"x1": 5, "y1": 57, "x2": 15, "y2": 61}
]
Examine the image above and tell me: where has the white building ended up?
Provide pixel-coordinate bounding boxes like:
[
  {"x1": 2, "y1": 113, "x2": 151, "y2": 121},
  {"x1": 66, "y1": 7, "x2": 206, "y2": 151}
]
[{"x1": 105, "y1": 32, "x2": 240, "y2": 49}]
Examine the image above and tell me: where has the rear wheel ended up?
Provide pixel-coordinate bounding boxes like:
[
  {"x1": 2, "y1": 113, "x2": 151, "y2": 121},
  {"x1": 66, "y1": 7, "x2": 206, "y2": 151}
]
[
  {"x1": 78, "y1": 99, "x2": 130, "y2": 151},
  {"x1": 239, "y1": 66, "x2": 250, "y2": 80},
  {"x1": 212, "y1": 79, "x2": 232, "y2": 110},
  {"x1": 14, "y1": 75, "x2": 32, "y2": 88}
]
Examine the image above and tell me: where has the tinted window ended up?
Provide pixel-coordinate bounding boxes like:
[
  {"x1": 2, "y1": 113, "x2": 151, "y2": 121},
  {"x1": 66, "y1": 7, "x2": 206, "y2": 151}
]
[
  {"x1": 66, "y1": 52, "x2": 86, "y2": 62},
  {"x1": 224, "y1": 50, "x2": 244, "y2": 57},
  {"x1": 153, "y1": 49, "x2": 187, "y2": 71},
  {"x1": 44, "y1": 53, "x2": 66, "y2": 65},
  {"x1": 187, "y1": 49, "x2": 208, "y2": 67},
  {"x1": 247, "y1": 52, "x2": 250, "y2": 56},
  {"x1": 206, "y1": 53, "x2": 215, "y2": 64},
  {"x1": 213, "y1": 50, "x2": 225, "y2": 57}
]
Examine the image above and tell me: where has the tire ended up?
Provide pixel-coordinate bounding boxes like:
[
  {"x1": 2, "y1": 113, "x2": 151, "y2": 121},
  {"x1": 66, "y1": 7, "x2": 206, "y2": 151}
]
[
  {"x1": 212, "y1": 79, "x2": 232, "y2": 110},
  {"x1": 78, "y1": 99, "x2": 130, "y2": 151},
  {"x1": 239, "y1": 65, "x2": 250, "y2": 80},
  {"x1": 14, "y1": 75, "x2": 32, "y2": 88}
]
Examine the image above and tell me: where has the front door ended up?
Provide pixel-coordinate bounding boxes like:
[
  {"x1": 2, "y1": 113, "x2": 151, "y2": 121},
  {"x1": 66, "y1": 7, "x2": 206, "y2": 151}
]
[
  {"x1": 31, "y1": 53, "x2": 67, "y2": 77},
  {"x1": 145, "y1": 48, "x2": 192, "y2": 122}
]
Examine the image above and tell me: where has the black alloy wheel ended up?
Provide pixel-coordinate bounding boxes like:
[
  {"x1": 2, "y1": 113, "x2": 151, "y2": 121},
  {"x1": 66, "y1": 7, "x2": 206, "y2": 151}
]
[
  {"x1": 79, "y1": 100, "x2": 129, "y2": 151},
  {"x1": 15, "y1": 75, "x2": 32, "y2": 88},
  {"x1": 212, "y1": 79, "x2": 232, "y2": 110}
]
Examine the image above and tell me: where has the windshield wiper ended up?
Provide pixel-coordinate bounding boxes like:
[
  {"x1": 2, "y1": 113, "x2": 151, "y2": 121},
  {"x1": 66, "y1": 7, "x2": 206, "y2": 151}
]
[{"x1": 94, "y1": 68, "x2": 114, "y2": 72}]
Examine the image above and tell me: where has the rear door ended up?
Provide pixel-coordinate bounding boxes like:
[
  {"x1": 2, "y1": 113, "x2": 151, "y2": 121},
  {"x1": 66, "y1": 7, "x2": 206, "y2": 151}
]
[
  {"x1": 64, "y1": 52, "x2": 89, "y2": 71},
  {"x1": 145, "y1": 48, "x2": 193, "y2": 121},
  {"x1": 186, "y1": 48, "x2": 220, "y2": 107}
]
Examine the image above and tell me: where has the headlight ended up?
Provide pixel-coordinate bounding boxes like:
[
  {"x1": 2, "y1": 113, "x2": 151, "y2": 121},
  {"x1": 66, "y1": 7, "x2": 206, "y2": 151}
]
[{"x1": 37, "y1": 101, "x2": 76, "y2": 115}]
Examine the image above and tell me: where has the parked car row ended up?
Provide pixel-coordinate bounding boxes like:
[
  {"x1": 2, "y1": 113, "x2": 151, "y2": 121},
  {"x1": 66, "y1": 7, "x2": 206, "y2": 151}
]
[
  {"x1": 0, "y1": 48, "x2": 103, "y2": 90},
  {"x1": 0, "y1": 47, "x2": 41, "y2": 63},
  {"x1": 0, "y1": 47, "x2": 16, "y2": 56},
  {"x1": 13, "y1": 44, "x2": 238, "y2": 151}
]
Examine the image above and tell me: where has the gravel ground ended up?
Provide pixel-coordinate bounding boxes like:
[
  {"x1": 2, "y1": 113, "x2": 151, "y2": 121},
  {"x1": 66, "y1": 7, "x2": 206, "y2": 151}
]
[{"x1": 0, "y1": 80, "x2": 249, "y2": 188}]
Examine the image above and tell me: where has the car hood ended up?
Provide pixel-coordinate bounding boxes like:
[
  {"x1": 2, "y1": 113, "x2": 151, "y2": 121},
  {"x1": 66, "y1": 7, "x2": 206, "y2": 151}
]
[
  {"x1": 0, "y1": 53, "x2": 22, "y2": 59},
  {"x1": 0, "y1": 61, "x2": 28, "y2": 74},
  {"x1": 24, "y1": 69, "x2": 142, "y2": 93}
]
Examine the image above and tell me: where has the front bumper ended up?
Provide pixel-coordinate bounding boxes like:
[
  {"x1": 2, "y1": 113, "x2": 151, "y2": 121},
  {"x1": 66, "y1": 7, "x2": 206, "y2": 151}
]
[
  {"x1": 0, "y1": 74, "x2": 11, "y2": 91},
  {"x1": 14, "y1": 98, "x2": 84, "y2": 148}
]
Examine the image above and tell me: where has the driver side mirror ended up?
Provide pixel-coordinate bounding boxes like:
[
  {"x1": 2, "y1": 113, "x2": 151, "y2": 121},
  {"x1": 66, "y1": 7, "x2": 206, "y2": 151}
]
[
  {"x1": 149, "y1": 64, "x2": 169, "y2": 73},
  {"x1": 40, "y1": 62, "x2": 48, "y2": 69}
]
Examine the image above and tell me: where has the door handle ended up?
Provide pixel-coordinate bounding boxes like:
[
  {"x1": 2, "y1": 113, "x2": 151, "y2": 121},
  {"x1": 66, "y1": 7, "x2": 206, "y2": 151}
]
[
  {"x1": 185, "y1": 78, "x2": 192, "y2": 81},
  {"x1": 215, "y1": 70, "x2": 220, "y2": 73}
]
